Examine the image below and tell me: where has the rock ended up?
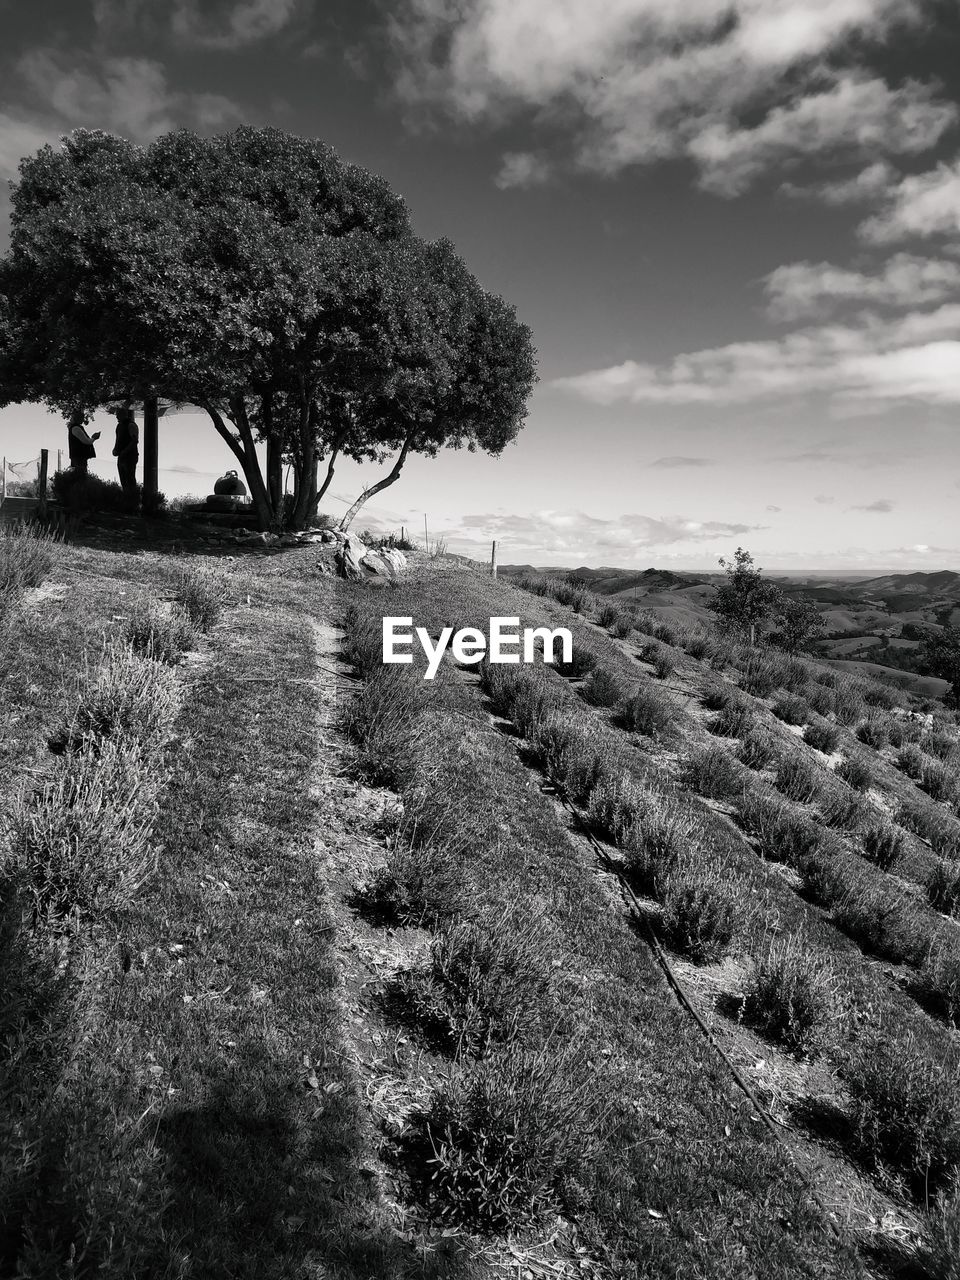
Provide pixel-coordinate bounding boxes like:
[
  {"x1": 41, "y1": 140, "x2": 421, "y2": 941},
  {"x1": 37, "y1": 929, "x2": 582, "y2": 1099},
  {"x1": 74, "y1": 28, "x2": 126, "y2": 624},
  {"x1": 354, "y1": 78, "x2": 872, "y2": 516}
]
[
  {"x1": 335, "y1": 533, "x2": 368, "y2": 581},
  {"x1": 379, "y1": 548, "x2": 407, "y2": 573},
  {"x1": 360, "y1": 550, "x2": 393, "y2": 577}
]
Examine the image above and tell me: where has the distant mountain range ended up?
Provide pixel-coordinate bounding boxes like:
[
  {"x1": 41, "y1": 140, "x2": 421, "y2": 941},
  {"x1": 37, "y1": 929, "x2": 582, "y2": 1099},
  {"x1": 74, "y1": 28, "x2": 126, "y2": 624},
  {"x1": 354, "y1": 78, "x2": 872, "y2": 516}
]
[{"x1": 500, "y1": 565, "x2": 960, "y2": 695}]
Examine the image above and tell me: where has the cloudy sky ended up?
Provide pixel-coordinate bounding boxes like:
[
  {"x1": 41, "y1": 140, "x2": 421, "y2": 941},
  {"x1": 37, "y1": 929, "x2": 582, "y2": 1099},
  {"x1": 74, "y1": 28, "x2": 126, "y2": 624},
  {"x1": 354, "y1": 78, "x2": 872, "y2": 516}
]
[{"x1": 2, "y1": 0, "x2": 960, "y2": 571}]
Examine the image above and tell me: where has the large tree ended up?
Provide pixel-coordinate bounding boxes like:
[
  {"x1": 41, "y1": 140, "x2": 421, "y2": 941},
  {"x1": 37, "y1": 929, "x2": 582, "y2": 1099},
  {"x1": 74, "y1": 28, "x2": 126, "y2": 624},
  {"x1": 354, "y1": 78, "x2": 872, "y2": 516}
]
[
  {"x1": 918, "y1": 626, "x2": 960, "y2": 707},
  {"x1": 0, "y1": 127, "x2": 536, "y2": 531}
]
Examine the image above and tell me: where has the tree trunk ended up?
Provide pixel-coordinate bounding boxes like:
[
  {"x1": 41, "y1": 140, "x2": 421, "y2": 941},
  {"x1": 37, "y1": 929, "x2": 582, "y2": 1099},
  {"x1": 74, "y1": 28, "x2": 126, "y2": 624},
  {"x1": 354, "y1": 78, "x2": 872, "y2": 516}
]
[
  {"x1": 204, "y1": 402, "x2": 274, "y2": 532},
  {"x1": 266, "y1": 437, "x2": 282, "y2": 514},
  {"x1": 338, "y1": 434, "x2": 413, "y2": 531}
]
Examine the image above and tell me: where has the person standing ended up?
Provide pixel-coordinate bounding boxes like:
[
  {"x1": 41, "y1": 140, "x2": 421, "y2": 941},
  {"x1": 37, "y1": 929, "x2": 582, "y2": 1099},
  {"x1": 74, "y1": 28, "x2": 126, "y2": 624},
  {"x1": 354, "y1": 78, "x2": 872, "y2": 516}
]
[
  {"x1": 66, "y1": 410, "x2": 99, "y2": 473},
  {"x1": 112, "y1": 407, "x2": 140, "y2": 500}
]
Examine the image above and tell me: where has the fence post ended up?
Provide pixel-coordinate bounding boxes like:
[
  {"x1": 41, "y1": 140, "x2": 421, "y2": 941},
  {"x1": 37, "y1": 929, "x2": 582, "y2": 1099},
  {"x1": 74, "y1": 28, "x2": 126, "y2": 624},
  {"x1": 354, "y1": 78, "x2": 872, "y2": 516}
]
[
  {"x1": 38, "y1": 449, "x2": 48, "y2": 519},
  {"x1": 1, "y1": 457, "x2": 5, "y2": 507},
  {"x1": 490, "y1": 540, "x2": 498, "y2": 579},
  {"x1": 423, "y1": 514, "x2": 429, "y2": 555},
  {"x1": 143, "y1": 395, "x2": 159, "y2": 509}
]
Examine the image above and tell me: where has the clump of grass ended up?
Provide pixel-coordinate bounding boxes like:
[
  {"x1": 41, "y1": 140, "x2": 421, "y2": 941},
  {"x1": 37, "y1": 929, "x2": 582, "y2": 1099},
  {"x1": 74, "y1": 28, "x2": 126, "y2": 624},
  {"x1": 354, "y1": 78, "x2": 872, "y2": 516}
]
[
  {"x1": 404, "y1": 1040, "x2": 603, "y2": 1233},
  {"x1": 857, "y1": 716, "x2": 889, "y2": 750},
  {"x1": 806, "y1": 684, "x2": 835, "y2": 717},
  {"x1": 395, "y1": 912, "x2": 555, "y2": 1057},
  {"x1": 836, "y1": 756, "x2": 873, "y2": 793},
  {"x1": 886, "y1": 717, "x2": 923, "y2": 749},
  {"x1": 526, "y1": 715, "x2": 607, "y2": 804},
  {"x1": 579, "y1": 666, "x2": 627, "y2": 709},
  {"x1": 927, "y1": 860, "x2": 960, "y2": 917},
  {"x1": 596, "y1": 601, "x2": 620, "y2": 628},
  {"x1": 5, "y1": 737, "x2": 163, "y2": 924},
  {"x1": 586, "y1": 773, "x2": 645, "y2": 844},
  {"x1": 620, "y1": 683, "x2": 675, "y2": 738},
  {"x1": 846, "y1": 1026, "x2": 960, "y2": 1189},
  {"x1": 660, "y1": 855, "x2": 745, "y2": 963},
  {"x1": 862, "y1": 822, "x2": 904, "y2": 872},
  {"x1": 124, "y1": 602, "x2": 197, "y2": 664},
  {"x1": 803, "y1": 719, "x2": 840, "y2": 755},
  {"x1": 171, "y1": 564, "x2": 223, "y2": 630},
  {"x1": 685, "y1": 634, "x2": 712, "y2": 660},
  {"x1": 681, "y1": 745, "x2": 745, "y2": 800},
  {"x1": 737, "y1": 730, "x2": 774, "y2": 771},
  {"x1": 652, "y1": 648, "x2": 676, "y2": 680},
  {"x1": 744, "y1": 933, "x2": 840, "y2": 1056},
  {"x1": 772, "y1": 694, "x2": 808, "y2": 726},
  {"x1": 736, "y1": 792, "x2": 824, "y2": 866},
  {"x1": 782, "y1": 659, "x2": 811, "y2": 694},
  {"x1": 923, "y1": 731, "x2": 958, "y2": 762},
  {"x1": 920, "y1": 760, "x2": 958, "y2": 804},
  {"x1": 550, "y1": 580, "x2": 589, "y2": 612},
  {"x1": 701, "y1": 681, "x2": 736, "y2": 712},
  {"x1": 0, "y1": 526, "x2": 54, "y2": 602},
  {"x1": 774, "y1": 754, "x2": 819, "y2": 803},
  {"x1": 863, "y1": 682, "x2": 897, "y2": 710}
]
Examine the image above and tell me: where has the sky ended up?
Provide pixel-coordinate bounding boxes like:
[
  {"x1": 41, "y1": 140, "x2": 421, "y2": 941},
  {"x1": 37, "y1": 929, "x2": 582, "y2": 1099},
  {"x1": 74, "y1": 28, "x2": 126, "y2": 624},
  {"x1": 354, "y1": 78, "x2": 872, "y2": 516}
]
[{"x1": 2, "y1": 0, "x2": 960, "y2": 571}]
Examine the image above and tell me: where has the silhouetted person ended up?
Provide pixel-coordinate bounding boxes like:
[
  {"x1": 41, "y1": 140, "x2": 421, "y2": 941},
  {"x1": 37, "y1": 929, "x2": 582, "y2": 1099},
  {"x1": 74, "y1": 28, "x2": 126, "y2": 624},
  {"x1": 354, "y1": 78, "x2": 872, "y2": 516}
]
[
  {"x1": 112, "y1": 407, "x2": 140, "y2": 500},
  {"x1": 67, "y1": 410, "x2": 99, "y2": 473}
]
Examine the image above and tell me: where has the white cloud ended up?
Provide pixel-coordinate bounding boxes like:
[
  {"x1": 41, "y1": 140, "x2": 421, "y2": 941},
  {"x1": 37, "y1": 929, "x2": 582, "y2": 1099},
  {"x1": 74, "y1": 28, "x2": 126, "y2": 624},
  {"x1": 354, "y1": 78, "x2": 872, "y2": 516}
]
[
  {"x1": 494, "y1": 151, "x2": 551, "y2": 188},
  {"x1": 94, "y1": 0, "x2": 304, "y2": 48},
  {"x1": 650, "y1": 455, "x2": 714, "y2": 468},
  {"x1": 388, "y1": 0, "x2": 951, "y2": 191},
  {"x1": 780, "y1": 159, "x2": 898, "y2": 204},
  {"x1": 0, "y1": 51, "x2": 242, "y2": 184},
  {"x1": 850, "y1": 498, "x2": 895, "y2": 511},
  {"x1": 860, "y1": 158, "x2": 960, "y2": 242},
  {"x1": 765, "y1": 254, "x2": 960, "y2": 319},
  {"x1": 553, "y1": 305, "x2": 960, "y2": 406}
]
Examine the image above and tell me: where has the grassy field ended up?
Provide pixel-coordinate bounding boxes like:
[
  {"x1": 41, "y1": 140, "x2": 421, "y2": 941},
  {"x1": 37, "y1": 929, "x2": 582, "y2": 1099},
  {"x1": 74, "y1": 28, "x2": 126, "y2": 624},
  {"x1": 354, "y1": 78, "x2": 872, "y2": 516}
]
[{"x1": 3, "y1": 531, "x2": 960, "y2": 1279}]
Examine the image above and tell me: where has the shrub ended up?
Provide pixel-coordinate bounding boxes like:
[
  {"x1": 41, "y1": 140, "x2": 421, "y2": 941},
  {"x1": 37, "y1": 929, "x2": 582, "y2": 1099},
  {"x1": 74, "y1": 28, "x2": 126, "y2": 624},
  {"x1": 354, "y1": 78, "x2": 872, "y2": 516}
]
[
  {"x1": 856, "y1": 717, "x2": 890, "y2": 750},
  {"x1": 833, "y1": 683, "x2": 865, "y2": 727},
  {"x1": 772, "y1": 694, "x2": 808, "y2": 726},
  {"x1": 927, "y1": 860, "x2": 960, "y2": 917},
  {"x1": 701, "y1": 681, "x2": 737, "y2": 712},
  {"x1": 709, "y1": 701, "x2": 754, "y2": 739},
  {"x1": 55, "y1": 641, "x2": 180, "y2": 753},
  {"x1": 527, "y1": 716, "x2": 606, "y2": 804},
  {"x1": 918, "y1": 948, "x2": 960, "y2": 1029},
  {"x1": 554, "y1": 646, "x2": 597, "y2": 679},
  {"x1": 579, "y1": 666, "x2": 627, "y2": 708},
  {"x1": 610, "y1": 613, "x2": 634, "y2": 640},
  {"x1": 652, "y1": 648, "x2": 676, "y2": 680},
  {"x1": 586, "y1": 773, "x2": 645, "y2": 844},
  {"x1": 833, "y1": 883, "x2": 926, "y2": 966},
  {"x1": 737, "y1": 730, "x2": 774, "y2": 771},
  {"x1": 806, "y1": 684, "x2": 835, "y2": 717},
  {"x1": 819, "y1": 788, "x2": 867, "y2": 832},
  {"x1": 887, "y1": 717, "x2": 924, "y2": 749},
  {"x1": 4, "y1": 737, "x2": 163, "y2": 924},
  {"x1": 660, "y1": 856, "x2": 744, "y2": 963},
  {"x1": 863, "y1": 683, "x2": 896, "y2": 710},
  {"x1": 920, "y1": 760, "x2": 958, "y2": 804},
  {"x1": 862, "y1": 823, "x2": 904, "y2": 872},
  {"x1": 596, "y1": 601, "x2": 619, "y2": 628},
  {"x1": 405, "y1": 1040, "x2": 602, "y2": 1232},
  {"x1": 171, "y1": 565, "x2": 223, "y2": 630},
  {"x1": 685, "y1": 634, "x2": 711, "y2": 660},
  {"x1": 744, "y1": 934, "x2": 840, "y2": 1056},
  {"x1": 800, "y1": 852, "x2": 848, "y2": 907},
  {"x1": 550, "y1": 580, "x2": 588, "y2": 612},
  {"x1": 356, "y1": 839, "x2": 470, "y2": 927},
  {"x1": 0, "y1": 527, "x2": 53, "y2": 600},
  {"x1": 846, "y1": 1026, "x2": 960, "y2": 1188},
  {"x1": 341, "y1": 665, "x2": 423, "y2": 787},
  {"x1": 803, "y1": 719, "x2": 840, "y2": 755},
  {"x1": 897, "y1": 744, "x2": 927, "y2": 780},
  {"x1": 923, "y1": 731, "x2": 958, "y2": 762},
  {"x1": 621, "y1": 684, "x2": 675, "y2": 738},
  {"x1": 774, "y1": 754, "x2": 819, "y2": 804},
  {"x1": 924, "y1": 1189, "x2": 960, "y2": 1280},
  {"x1": 622, "y1": 792, "x2": 695, "y2": 894},
  {"x1": 897, "y1": 801, "x2": 960, "y2": 858},
  {"x1": 396, "y1": 913, "x2": 555, "y2": 1056},
  {"x1": 782, "y1": 659, "x2": 811, "y2": 694},
  {"x1": 737, "y1": 656, "x2": 779, "y2": 698},
  {"x1": 124, "y1": 603, "x2": 197, "y2": 664},
  {"x1": 681, "y1": 745, "x2": 745, "y2": 800},
  {"x1": 736, "y1": 792, "x2": 823, "y2": 866},
  {"x1": 51, "y1": 468, "x2": 137, "y2": 513},
  {"x1": 836, "y1": 756, "x2": 873, "y2": 793}
]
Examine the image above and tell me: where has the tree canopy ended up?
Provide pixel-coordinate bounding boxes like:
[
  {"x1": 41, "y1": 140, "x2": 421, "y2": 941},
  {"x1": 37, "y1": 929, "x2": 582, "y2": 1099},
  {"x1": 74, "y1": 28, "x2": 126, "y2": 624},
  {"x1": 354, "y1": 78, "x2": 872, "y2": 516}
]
[
  {"x1": 0, "y1": 127, "x2": 537, "y2": 530},
  {"x1": 918, "y1": 627, "x2": 960, "y2": 707}
]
